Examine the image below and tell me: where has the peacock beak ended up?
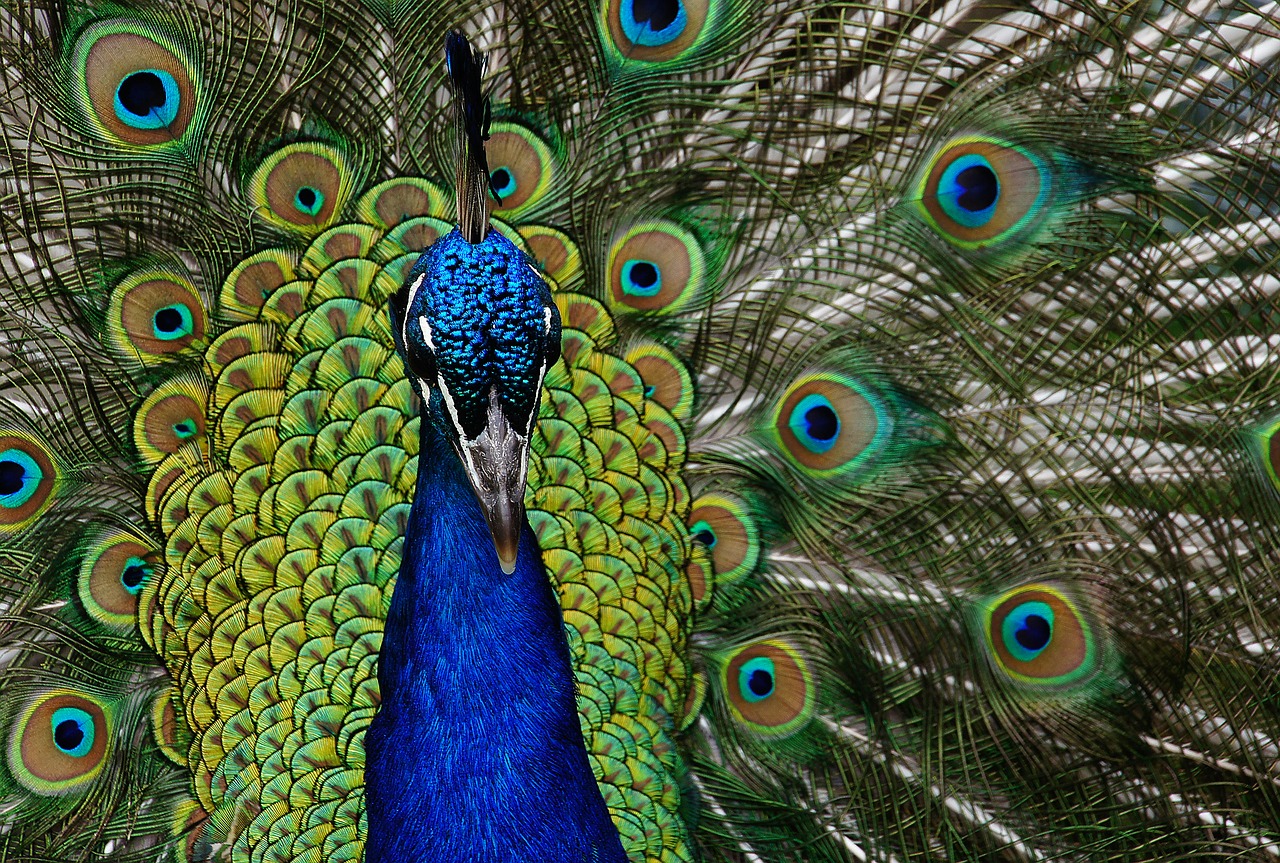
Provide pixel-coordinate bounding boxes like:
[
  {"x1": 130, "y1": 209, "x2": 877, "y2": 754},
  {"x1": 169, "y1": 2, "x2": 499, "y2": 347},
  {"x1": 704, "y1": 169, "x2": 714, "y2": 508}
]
[{"x1": 456, "y1": 390, "x2": 532, "y2": 575}]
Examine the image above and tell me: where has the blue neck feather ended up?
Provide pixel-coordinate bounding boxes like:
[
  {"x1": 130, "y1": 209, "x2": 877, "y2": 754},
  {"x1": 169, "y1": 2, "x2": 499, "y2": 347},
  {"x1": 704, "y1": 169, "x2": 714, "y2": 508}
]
[{"x1": 364, "y1": 406, "x2": 628, "y2": 863}]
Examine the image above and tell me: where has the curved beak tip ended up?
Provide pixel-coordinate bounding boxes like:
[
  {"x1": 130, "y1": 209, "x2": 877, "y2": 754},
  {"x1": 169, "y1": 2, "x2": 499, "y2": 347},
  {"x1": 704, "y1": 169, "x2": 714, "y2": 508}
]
[{"x1": 482, "y1": 500, "x2": 524, "y2": 577}]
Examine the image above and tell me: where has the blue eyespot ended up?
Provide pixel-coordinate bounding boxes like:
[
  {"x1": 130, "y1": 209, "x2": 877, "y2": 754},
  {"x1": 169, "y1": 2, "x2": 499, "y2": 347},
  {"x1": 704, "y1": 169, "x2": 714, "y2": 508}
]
[
  {"x1": 113, "y1": 69, "x2": 180, "y2": 130},
  {"x1": 1001, "y1": 600, "x2": 1054, "y2": 663},
  {"x1": 50, "y1": 707, "x2": 96, "y2": 757},
  {"x1": 171, "y1": 420, "x2": 197, "y2": 440},
  {"x1": 120, "y1": 556, "x2": 152, "y2": 595},
  {"x1": 294, "y1": 186, "x2": 325, "y2": 216},
  {"x1": 0, "y1": 448, "x2": 43, "y2": 509},
  {"x1": 737, "y1": 656, "x2": 776, "y2": 703},
  {"x1": 788, "y1": 393, "x2": 840, "y2": 454},
  {"x1": 620, "y1": 259, "x2": 662, "y2": 297},
  {"x1": 690, "y1": 519, "x2": 717, "y2": 549},
  {"x1": 936, "y1": 154, "x2": 1000, "y2": 228},
  {"x1": 151, "y1": 303, "x2": 194, "y2": 340},
  {"x1": 620, "y1": 0, "x2": 687, "y2": 46},
  {"x1": 490, "y1": 167, "x2": 518, "y2": 199}
]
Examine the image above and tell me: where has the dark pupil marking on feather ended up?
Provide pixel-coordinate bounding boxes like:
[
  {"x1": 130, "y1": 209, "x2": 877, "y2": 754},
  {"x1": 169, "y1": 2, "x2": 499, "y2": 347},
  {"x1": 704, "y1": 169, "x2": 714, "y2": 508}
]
[
  {"x1": 154, "y1": 307, "x2": 183, "y2": 333},
  {"x1": 693, "y1": 528, "x2": 716, "y2": 548},
  {"x1": 296, "y1": 187, "x2": 319, "y2": 211},
  {"x1": 121, "y1": 564, "x2": 148, "y2": 589},
  {"x1": 0, "y1": 460, "x2": 24, "y2": 494},
  {"x1": 956, "y1": 165, "x2": 998, "y2": 212},
  {"x1": 631, "y1": 0, "x2": 679, "y2": 31},
  {"x1": 1015, "y1": 614, "x2": 1051, "y2": 651},
  {"x1": 643, "y1": 384, "x2": 656, "y2": 397},
  {"x1": 492, "y1": 168, "x2": 513, "y2": 190},
  {"x1": 804, "y1": 405, "x2": 838, "y2": 441},
  {"x1": 629, "y1": 262, "x2": 658, "y2": 289},
  {"x1": 748, "y1": 668, "x2": 774, "y2": 697},
  {"x1": 173, "y1": 421, "x2": 196, "y2": 438},
  {"x1": 54, "y1": 719, "x2": 85, "y2": 753},
  {"x1": 118, "y1": 71, "x2": 166, "y2": 117}
]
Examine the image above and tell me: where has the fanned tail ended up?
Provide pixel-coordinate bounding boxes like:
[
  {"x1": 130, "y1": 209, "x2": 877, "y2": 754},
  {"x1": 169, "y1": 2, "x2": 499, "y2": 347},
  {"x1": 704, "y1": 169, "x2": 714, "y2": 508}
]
[{"x1": 2, "y1": 0, "x2": 1279, "y2": 861}]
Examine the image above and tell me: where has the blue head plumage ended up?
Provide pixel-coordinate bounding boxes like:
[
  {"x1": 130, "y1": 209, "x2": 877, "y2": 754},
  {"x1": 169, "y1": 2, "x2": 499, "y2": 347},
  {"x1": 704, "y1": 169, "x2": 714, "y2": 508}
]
[{"x1": 390, "y1": 228, "x2": 561, "y2": 572}]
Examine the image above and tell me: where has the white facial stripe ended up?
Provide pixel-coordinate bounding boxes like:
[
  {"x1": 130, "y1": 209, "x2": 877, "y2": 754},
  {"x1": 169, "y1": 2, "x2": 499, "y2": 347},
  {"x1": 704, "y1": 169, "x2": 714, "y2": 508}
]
[
  {"x1": 414, "y1": 377, "x2": 432, "y2": 409},
  {"x1": 418, "y1": 314, "x2": 436, "y2": 351},
  {"x1": 543, "y1": 306, "x2": 553, "y2": 336},
  {"x1": 433, "y1": 375, "x2": 469, "y2": 447},
  {"x1": 403, "y1": 272, "x2": 426, "y2": 352}
]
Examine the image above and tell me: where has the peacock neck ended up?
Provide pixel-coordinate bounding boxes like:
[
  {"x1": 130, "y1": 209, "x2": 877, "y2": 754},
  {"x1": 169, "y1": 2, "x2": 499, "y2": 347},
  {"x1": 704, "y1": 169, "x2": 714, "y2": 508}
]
[{"x1": 363, "y1": 405, "x2": 627, "y2": 863}]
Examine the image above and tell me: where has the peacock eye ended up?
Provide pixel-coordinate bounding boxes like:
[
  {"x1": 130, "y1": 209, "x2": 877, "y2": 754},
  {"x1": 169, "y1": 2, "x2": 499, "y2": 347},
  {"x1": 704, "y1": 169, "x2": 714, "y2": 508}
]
[
  {"x1": 50, "y1": 707, "x2": 97, "y2": 757},
  {"x1": 1001, "y1": 600, "x2": 1054, "y2": 661},
  {"x1": 151, "y1": 303, "x2": 195, "y2": 341},
  {"x1": 0, "y1": 447, "x2": 45, "y2": 509},
  {"x1": 12, "y1": 692, "x2": 111, "y2": 793},
  {"x1": 247, "y1": 143, "x2": 351, "y2": 236},
  {"x1": 789, "y1": 393, "x2": 841, "y2": 453},
  {"x1": 722, "y1": 640, "x2": 814, "y2": 736},
  {"x1": 607, "y1": 220, "x2": 706, "y2": 315},
  {"x1": 76, "y1": 20, "x2": 199, "y2": 147},
  {"x1": 918, "y1": 136, "x2": 1050, "y2": 248},
  {"x1": 76, "y1": 530, "x2": 156, "y2": 632},
  {"x1": 132, "y1": 381, "x2": 208, "y2": 464},
  {"x1": 773, "y1": 372, "x2": 890, "y2": 475},
  {"x1": 620, "y1": 259, "x2": 662, "y2": 297},
  {"x1": 113, "y1": 68, "x2": 180, "y2": 130},
  {"x1": 737, "y1": 656, "x2": 776, "y2": 702},
  {"x1": 690, "y1": 520, "x2": 717, "y2": 548},
  {"x1": 0, "y1": 434, "x2": 59, "y2": 529},
  {"x1": 108, "y1": 270, "x2": 206, "y2": 359},
  {"x1": 621, "y1": 0, "x2": 687, "y2": 46},
  {"x1": 293, "y1": 185, "x2": 325, "y2": 217},
  {"x1": 687, "y1": 494, "x2": 759, "y2": 585},
  {"x1": 603, "y1": 0, "x2": 710, "y2": 62},
  {"x1": 485, "y1": 123, "x2": 555, "y2": 215},
  {"x1": 490, "y1": 167, "x2": 517, "y2": 198},
  {"x1": 983, "y1": 584, "x2": 1097, "y2": 687}
]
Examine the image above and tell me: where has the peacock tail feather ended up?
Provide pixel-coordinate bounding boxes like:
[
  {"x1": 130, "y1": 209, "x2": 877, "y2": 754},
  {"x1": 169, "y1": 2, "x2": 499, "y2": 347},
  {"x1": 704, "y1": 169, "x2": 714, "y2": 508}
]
[{"x1": 2, "y1": 0, "x2": 1279, "y2": 860}]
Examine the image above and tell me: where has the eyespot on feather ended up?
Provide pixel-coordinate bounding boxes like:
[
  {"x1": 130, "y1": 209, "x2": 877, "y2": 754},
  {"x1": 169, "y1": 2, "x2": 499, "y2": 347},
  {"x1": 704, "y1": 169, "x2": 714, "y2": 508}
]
[
  {"x1": 916, "y1": 136, "x2": 1051, "y2": 249},
  {"x1": 688, "y1": 493, "x2": 759, "y2": 586},
  {"x1": 8, "y1": 691, "x2": 111, "y2": 794},
  {"x1": 602, "y1": 0, "x2": 710, "y2": 62},
  {"x1": 485, "y1": 123, "x2": 556, "y2": 216},
  {"x1": 721, "y1": 640, "x2": 814, "y2": 736},
  {"x1": 77, "y1": 528, "x2": 157, "y2": 632},
  {"x1": 106, "y1": 269, "x2": 205, "y2": 360},
  {"x1": 247, "y1": 143, "x2": 352, "y2": 236},
  {"x1": 771, "y1": 371, "x2": 892, "y2": 476},
  {"x1": 625, "y1": 342, "x2": 693, "y2": 421},
  {"x1": 980, "y1": 583, "x2": 1098, "y2": 687},
  {"x1": 73, "y1": 20, "x2": 199, "y2": 147},
  {"x1": 133, "y1": 377, "x2": 209, "y2": 464},
  {"x1": 0, "y1": 433, "x2": 59, "y2": 529},
  {"x1": 607, "y1": 220, "x2": 706, "y2": 315}
]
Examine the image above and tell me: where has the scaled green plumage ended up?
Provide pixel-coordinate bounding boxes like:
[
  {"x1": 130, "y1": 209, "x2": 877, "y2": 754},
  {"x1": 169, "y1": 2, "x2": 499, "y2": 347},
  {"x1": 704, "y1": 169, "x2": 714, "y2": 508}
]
[{"x1": 2, "y1": 0, "x2": 1280, "y2": 860}]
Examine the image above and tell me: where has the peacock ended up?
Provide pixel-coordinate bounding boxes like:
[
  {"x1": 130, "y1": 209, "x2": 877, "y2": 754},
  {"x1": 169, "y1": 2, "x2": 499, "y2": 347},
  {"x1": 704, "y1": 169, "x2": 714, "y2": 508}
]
[{"x1": 2, "y1": 0, "x2": 1280, "y2": 859}]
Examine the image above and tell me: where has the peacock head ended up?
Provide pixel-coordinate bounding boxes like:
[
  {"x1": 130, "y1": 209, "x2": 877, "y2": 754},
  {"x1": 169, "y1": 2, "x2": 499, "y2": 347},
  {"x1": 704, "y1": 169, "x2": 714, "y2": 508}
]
[{"x1": 389, "y1": 227, "x2": 561, "y2": 574}]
